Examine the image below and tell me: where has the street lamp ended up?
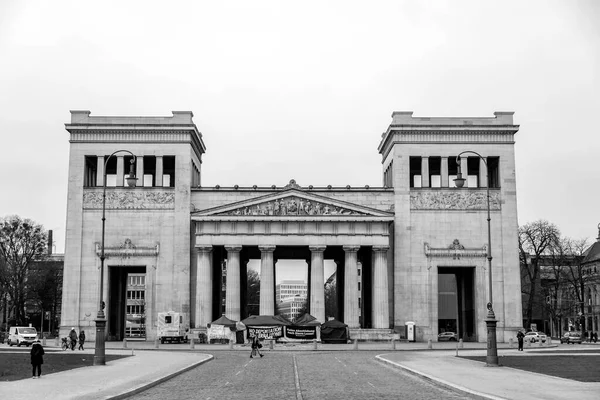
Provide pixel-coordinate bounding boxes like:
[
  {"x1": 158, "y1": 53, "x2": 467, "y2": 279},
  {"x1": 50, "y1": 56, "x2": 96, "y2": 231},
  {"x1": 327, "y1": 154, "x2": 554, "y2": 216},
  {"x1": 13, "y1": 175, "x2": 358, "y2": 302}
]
[
  {"x1": 454, "y1": 151, "x2": 498, "y2": 366},
  {"x1": 94, "y1": 150, "x2": 137, "y2": 366}
]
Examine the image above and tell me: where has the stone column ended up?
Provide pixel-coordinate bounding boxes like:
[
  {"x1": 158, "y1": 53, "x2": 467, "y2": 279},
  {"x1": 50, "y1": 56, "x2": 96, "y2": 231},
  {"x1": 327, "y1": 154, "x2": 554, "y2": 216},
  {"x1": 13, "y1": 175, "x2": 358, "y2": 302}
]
[
  {"x1": 196, "y1": 246, "x2": 213, "y2": 328},
  {"x1": 310, "y1": 246, "x2": 326, "y2": 323},
  {"x1": 421, "y1": 157, "x2": 429, "y2": 188},
  {"x1": 96, "y1": 156, "x2": 105, "y2": 187},
  {"x1": 116, "y1": 156, "x2": 124, "y2": 186},
  {"x1": 343, "y1": 246, "x2": 360, "y2": 328},
  {"x1": 372, "y1": 246, "x2": 390, "y2": 329},
  {"x1": 460, "y1": 157, "x2": 469, "y2": 187},
  {"x1": 441, "y1": 157, "x2": 449, "y2": 188},
  {"x1": 225, "y1": 246, "x2": 242, "y2": 321},
  {"x1": 479, "y1": 157, "x2": 488, "y2": 188},
  {"x1": 136, "y1": 156, "x2": 144, "y2": 187},
  {"x1": 259, "y1": 245, "x2": 276, "y2": 315},
  {"x1": 156, "y1": 156, "x2": 163, "y2": 187}
]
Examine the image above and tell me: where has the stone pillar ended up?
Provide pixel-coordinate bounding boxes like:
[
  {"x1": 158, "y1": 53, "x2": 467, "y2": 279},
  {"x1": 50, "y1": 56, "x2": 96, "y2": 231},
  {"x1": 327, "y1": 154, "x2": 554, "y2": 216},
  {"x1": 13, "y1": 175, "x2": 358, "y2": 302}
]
[
  {"x1": 136, "y1": 156, "x2": 144, "y2": 187},
  {"x1": 372, "y1": 246, "x2": 390, "y2": 329},
  {"x1": 421, "y1": 157, "x2": 429, "y2": 188},
  {"x1": 116, "y1": 156, "x2": 124, "y2": 187},
  {"x1": 480, "y1": 157, "x2": 488, "y2": 188},
  {"x1": 156, "y1": 156, "x2": 163, "y2": 187},
  {"x1": 96, "y1": 156, "x2": 105, "y2": 187},
  {"x1": 460, "y1": 157, "x2": 469, "y2": 187},
  {"x1": 196, "y1": 246, "x2": 213, "y2": 328},
  {"x1": 441, "y1": 157, "x2": 449, "y2": 188},
  {"x1": 259, "y1": 245, "x2": 276, "y2": 315},
  {"x1": 225, "y1": 246, "x2": 242, "y2": 321},
  {"x1": 309, "y1": 246, "x2": 327, "y2": 323},
  {"x1": 343, "y1": 246, "x2": 360, "y2": 328}
]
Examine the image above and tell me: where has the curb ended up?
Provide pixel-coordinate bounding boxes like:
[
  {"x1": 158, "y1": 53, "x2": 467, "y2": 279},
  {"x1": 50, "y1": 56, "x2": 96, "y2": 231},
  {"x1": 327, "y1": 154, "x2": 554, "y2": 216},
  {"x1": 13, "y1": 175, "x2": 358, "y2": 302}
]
[
  {"x1": 107, "y1": 354, "x2": 214, "y2": 400},
  {"x1": 375, "y1": 355, "x2": 507, "y2": 400}
]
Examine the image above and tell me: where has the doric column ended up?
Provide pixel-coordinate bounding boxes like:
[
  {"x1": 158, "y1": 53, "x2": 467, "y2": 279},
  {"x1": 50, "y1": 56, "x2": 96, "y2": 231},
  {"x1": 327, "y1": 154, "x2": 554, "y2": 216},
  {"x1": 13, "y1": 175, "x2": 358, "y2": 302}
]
[
  {"x1": 421, "y1": 157, "x2": 429, "y2": 188},
  {"x1": 343, "y1": 246, "x2": 360, "y2": 328},
  {"x1": 460, "y1": 157, "x2": 469, "y2": 187},
  {"x1": 479, "y1": 157, "x2": 488, "y2": 188},
  {"x1": 225, "y1": 246, "x2": 242, "y2": 321},
  {"x1": 96, "y1": 156, "x2": 105, "y2": 187},
  {"x1": 441, "y1": 157, "x2": 449, "y2": 188},
  {"x1": 136, "y1": 156, "x2": 144, "y2": 187},
  {"x1": 116, "y1": 156, "x2": 124, "y2": 186},
  {"x1": 259, "y1": 245, "x2": 276, "y2": 315},
  {"x1": 195, "y1": 246, "x2": 213, "y2": 328},
  {"x1": 309, "y1": 246, "x2": 326, "y2": 323},
  {"x1": 155, "y1": 156, "x2": 163, "y2": 187},
  {"x1": 372, "y1": 246, "x2": 390, "y2": 329}
]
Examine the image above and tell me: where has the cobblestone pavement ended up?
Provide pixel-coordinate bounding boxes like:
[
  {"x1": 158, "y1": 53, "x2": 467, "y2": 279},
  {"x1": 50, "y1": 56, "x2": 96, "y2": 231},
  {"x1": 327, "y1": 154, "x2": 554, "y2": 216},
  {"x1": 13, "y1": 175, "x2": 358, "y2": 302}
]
[{"x1": 130, "y1": 351, "x2": 474, "y2": 400}]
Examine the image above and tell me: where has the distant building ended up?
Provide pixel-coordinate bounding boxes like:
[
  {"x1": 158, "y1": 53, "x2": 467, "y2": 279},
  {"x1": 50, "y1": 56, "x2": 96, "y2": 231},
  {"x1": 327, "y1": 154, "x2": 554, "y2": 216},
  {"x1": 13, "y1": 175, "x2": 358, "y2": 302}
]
[{"x1": 276, "y1": 280, "x2": 307, "y2": 302}]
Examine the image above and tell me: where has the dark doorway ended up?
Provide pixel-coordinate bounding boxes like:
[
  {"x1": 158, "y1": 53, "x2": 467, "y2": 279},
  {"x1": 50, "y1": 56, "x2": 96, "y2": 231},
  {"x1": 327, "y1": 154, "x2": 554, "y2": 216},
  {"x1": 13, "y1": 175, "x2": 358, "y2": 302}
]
[
  {"x1": 108, "y1": 266, "x2": 145, "y2": 341},
  {"x1": 438, "y1": 267, "x2": 476, "y2": 341}
]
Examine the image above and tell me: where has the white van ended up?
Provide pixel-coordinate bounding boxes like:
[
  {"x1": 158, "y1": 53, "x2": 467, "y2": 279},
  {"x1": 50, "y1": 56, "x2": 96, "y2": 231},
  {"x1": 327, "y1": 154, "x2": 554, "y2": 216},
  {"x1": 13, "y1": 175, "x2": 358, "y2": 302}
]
[{"x1": 8, "y1": 326, "x2": 38, "y2": 347}]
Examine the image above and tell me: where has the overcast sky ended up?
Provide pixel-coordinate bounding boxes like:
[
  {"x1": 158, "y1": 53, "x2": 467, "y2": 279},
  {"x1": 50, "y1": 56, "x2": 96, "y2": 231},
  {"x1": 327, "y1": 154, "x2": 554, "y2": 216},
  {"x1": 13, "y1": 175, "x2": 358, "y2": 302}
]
[{"x1": 1, "y1": 0, "x2": 598, "y2": 269}]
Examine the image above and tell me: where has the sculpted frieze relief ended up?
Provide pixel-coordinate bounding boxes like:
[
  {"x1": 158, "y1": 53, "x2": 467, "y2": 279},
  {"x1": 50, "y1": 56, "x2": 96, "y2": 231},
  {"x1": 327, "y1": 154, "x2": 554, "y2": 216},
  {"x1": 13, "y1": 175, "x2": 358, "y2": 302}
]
[
  {"x1": 83, "y1": 190, "x2": 175, "y2": 209},
  {"x1": 410, "y1": 190, "x2": 501, "y2": 210},
  {"x1": 218, "y1": 196, "x2": 367, "y2": 216}
]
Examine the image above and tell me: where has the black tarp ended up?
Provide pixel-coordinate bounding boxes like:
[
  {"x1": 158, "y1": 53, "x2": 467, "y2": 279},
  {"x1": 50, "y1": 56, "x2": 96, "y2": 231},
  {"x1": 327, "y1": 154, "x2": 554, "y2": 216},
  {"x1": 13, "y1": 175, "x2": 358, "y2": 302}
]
[
  {"x1": 320, "y1": 319, "x2": 348, "y2": 343},
  {"x1": 242, "y1": 315, "x2": 291, "y2": 340}
]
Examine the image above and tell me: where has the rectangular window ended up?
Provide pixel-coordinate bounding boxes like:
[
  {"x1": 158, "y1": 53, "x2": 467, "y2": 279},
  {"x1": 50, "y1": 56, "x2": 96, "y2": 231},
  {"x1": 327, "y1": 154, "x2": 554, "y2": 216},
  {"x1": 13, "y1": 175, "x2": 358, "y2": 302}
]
[
  {"x1": 104, "y1": 156, "x2": 118, "y2": 187},
  {"x1": 429, "y1": 156, "x2": 441, "y2": 188},
  {"x1": 143, "y1": 156, "x2": 156, "y2": 187},
  {"x1": 487, "y1": 157, "x2": 500, "y2": 188},
  {"x1": 448, "y1": 156, "x2": 459, "y2": 188},
  {"x1": 84, "y1": 156, "x2": 97, "y2": 187},
  {"x1": 163, "y1": 156, "x2": 175, "y2": 188},
  {"x1": 467, "y1": 157, "x2": 480, "y2": 188},
  {"x1": 409, "y1": 156, "x2": 422, "y2": 188}
]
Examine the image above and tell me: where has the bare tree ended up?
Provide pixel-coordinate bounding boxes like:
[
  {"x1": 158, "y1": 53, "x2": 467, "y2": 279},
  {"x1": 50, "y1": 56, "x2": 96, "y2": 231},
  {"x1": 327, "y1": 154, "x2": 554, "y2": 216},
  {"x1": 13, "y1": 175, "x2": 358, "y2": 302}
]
[
  {"x1": 561, "y1": 238, "x2": 592, "y2": 332},
  {"x1": 245, "y1": 268, "x2": 260, "y2": 317},
  {"x1": 0, "y1": 216, "x2": 47, "y2": 325},
  {"x1": 519, "y1": 220, "x2": 560, "y2": 328}
]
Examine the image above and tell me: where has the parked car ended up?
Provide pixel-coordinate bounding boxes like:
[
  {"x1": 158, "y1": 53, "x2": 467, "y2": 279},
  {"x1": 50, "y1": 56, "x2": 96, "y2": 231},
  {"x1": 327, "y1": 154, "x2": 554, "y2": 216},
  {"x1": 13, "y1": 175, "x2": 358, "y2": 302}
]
[
  {"x1": 524, "y1": 331, "x2": 547, "y2": 343},
  {"x1": 7, "y1": 326, "x2": 38, "y2": 347},
  {"x1": 560, "y1": 331, "x2": 582, "y2": 344},
  {"x1": 437, "y1": 332, "x2": 458, "y2": 341}
]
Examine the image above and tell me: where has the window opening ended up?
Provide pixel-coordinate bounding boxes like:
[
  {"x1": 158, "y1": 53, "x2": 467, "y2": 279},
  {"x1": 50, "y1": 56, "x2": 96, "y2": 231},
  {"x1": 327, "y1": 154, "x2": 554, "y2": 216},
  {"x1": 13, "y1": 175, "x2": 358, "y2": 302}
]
[
  {"x1": 143, "y1": 156, "x2": 156, "y2": 187},
  {"x1": 84, "y1": 156, "x2": 98, "y2": 187},
  {"x1": 448, "y1": 156, "x2": 459, "y2": 187},
  {"x1": 163, "y1": 156, "x2": 176, "y2": 188},
  {"x1": 429, "y1": 157, "x2": 442, "y2": 188},
  {"x1": 104, "y1": 155, "x2": 117, "y2": 187},
  {"x1": 487, "y1": 157, "x2": 500, "y2": 188},
  {"x1": 409, "y1": 157, "x2": 422, "y2": 188},
  {"x1": 467, "y1": 157, "x2": 480, "y2": 188}
]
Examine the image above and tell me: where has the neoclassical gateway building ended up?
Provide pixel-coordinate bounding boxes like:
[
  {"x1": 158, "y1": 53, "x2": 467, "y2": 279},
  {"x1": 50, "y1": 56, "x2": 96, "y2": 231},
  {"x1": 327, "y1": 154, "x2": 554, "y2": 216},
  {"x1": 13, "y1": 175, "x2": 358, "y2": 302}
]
[{"x1": 60, "y1": 110, "x2": 522, "y2": 343}]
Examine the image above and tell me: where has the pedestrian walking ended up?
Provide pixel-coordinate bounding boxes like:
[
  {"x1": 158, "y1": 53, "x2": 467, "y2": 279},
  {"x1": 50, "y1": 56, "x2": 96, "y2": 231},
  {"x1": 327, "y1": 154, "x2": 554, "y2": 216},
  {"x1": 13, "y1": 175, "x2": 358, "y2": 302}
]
[
  {"x1": 250, "y1": 335, "x2": 264, "y2": 358},
  {"x1": 69, "y1": 327, "x2": 78, "y2": 351},
  {"x1": 30, "y1": 339, "x2": 45, "y2": 379},
  {"x1": 517, "y1": 330, "x2": 524, "y2": 351},
  {"x1": 78, "y1": 330, "x2": 86, "y2": 350}
]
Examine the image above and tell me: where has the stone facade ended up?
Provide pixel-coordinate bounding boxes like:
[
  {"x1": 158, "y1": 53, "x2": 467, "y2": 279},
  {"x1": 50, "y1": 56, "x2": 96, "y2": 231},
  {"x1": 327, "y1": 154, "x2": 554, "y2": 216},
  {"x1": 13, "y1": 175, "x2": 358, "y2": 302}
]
[{"x1": 60, "y1": 110, "x2": 522, "y2": 343}]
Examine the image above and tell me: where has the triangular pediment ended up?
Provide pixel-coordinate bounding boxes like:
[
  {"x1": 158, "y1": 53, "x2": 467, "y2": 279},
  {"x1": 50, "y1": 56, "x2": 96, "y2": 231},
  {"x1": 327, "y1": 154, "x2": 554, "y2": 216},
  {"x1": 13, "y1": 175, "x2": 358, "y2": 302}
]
[{"x1": 192, "y1": 189, "x2": 393, "y2": 218}]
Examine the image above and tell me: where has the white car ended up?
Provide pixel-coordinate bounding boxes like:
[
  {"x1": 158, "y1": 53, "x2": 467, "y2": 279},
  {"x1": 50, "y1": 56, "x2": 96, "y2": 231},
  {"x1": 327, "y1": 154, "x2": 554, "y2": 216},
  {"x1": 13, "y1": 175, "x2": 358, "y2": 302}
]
[
  {"x1": 437, "y1": 332, "x2": 458, "y2": 341},
  {"x1": 524, "y1": 331, "x2": 547, "y2": 343}
]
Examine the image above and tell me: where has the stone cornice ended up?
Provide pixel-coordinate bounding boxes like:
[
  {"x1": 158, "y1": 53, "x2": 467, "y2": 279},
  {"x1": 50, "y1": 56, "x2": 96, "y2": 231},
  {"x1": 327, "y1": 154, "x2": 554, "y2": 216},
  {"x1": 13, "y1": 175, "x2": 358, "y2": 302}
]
[
  {"x1": 424, "y1": 239, "x2": 487, "y2": 259},
  {"x1": 95, "y1": 238, "x2": 160, "y2": 258}
]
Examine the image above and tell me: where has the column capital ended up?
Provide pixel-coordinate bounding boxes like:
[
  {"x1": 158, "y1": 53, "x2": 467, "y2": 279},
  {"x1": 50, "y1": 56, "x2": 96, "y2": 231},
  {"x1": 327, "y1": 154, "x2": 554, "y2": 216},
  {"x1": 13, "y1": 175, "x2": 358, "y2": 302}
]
[
  {"x1": 225, "y1": 245, "x2": 242, "y2": 253},
  {"x1": 373, "y1": 246, "x2": 390, "y2": 252},
  {"x1": 309, "y1": 245, "x2": 327, "y2": 253},
  {"x1": 343, "y1": 245, "x2": 360, "y2": 253},
  {"x1": 196, "y1": 245, "x2": 213, "y2": 253},
  {"x1": 258, "y1": 245, "x2": 276, "y2": 252}
]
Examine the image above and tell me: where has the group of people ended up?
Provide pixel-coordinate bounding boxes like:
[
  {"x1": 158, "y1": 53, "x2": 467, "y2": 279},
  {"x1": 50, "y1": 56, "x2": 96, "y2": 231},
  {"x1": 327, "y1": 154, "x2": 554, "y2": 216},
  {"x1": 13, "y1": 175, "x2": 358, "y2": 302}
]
[{"x1": 68, "y1": 327, "x2": 86, "y2": 350}]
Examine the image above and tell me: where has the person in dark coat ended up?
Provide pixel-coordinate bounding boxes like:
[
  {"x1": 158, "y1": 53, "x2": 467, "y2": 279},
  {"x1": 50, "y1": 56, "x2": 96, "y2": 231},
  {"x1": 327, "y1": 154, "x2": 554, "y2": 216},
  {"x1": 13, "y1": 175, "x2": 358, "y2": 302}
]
[
  {"x1": 517, "y1": 330, "x2": 525, "y2": 351},
  {"x1": 250, "y1": 335, "x2": 264, "y2": 358},
  {"x1": 30, "y1": 339, "x2": 45, "y2": 379},
  {"x1": 69, "y1": 327, "x2": 78, "y2": 351},
  {"x1": 78, "y1": 330, "x2": 86, "y2": 350}
]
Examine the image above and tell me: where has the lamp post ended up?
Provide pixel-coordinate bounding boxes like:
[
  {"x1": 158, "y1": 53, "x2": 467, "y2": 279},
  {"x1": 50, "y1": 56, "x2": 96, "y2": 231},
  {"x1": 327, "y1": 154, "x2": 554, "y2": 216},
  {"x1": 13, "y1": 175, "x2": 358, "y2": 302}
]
[
  {"x1": 94, "y1": 150, "x2": 137, "y2": 366},
  {"x1": 454, "y1": 151, "x2": 498, "y2": 366}
]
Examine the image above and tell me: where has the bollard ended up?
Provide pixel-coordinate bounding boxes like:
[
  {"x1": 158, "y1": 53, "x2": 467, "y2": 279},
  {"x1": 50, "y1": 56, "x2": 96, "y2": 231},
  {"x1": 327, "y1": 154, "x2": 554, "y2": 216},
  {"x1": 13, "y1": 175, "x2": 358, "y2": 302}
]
[
  {"x1": 154, "y1": 338, "x2": 159, "y2": 349},
  {"x1": 123, "y1": 338, "x2": 127, "y2": 349},
  {"x1": 55, "y1": 337, "x2": 59, "y2": 346},
  {"x1": 548, "y1": 338, "x2": 552, "y2": 345},
  {"x1": 509, "y1": 338, "x2": 514, "y2": 348},
  {"x1": 391, "y1": 339, "x2": 396, "y2": 350},
  {"x1": 313, "y1": 339, "x2": 317, "y2": 350},
  {"x1": 353, "y1": 339, "x2": 358, "y2": 350},
  {"x1": 269, "y1": 339, "x2": 274, "y2": 350},
  {"x1": 42, "y1": 337, "x2": 46, "y2": 346},
  {"x1": 228, "y1": 339, "x2": 233, "y2": 350},
  {"x1": 526, "y1": 339, "x2": 531, "y2": 348},
  {"x1": 459, "y1": 338, "x2": 463, "y2": 349},
  {"x1": 427, "y1": 339, "x2": 432, "y2": 349},
  {"x1": 538, "y1": 339, "x2": 542, "y2": 347},
  {"x1": 190, "y1": 337, "x2": 195, "y2": 349}
]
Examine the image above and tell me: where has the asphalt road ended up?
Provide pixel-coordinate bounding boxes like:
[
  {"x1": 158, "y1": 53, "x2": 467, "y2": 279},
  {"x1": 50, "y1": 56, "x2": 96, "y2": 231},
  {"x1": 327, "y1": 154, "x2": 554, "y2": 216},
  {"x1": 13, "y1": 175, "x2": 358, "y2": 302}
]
[{"x1": 130, "y1": 351, "x2": 475, "y2": 400}]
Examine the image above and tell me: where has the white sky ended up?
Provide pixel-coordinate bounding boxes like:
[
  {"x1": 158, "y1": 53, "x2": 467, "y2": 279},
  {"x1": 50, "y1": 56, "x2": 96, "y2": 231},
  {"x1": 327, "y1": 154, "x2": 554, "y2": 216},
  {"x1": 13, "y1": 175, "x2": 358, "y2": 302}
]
[{"x1": 1, "y1": 1, "x2": 599, "y2": 269}]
